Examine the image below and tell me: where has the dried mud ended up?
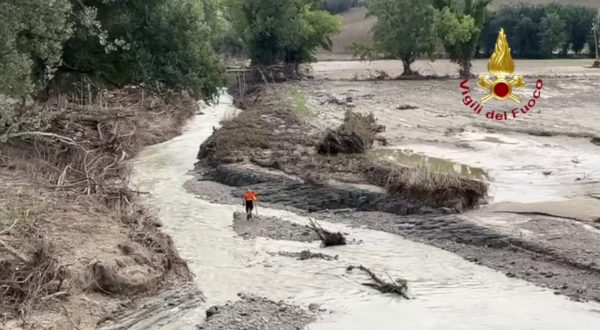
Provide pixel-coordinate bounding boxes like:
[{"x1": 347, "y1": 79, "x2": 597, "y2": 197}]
[
  {"x1": 232, "y1": 211, "x2": 320, "y2": 242},
  {"x1": 199, "y1": 293, "x2": 316, "y2": 330},
  {"x1": 0, "y1": 89, "x2": 198, "y2": 329}
]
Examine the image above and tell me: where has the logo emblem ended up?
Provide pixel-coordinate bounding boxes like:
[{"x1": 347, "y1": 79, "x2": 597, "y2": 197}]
[
  {"x1": 458, "y1": 28, "x2": 544, "y2": 121},
  {"x1": 477, "y1": 28, "x2": 525, "y2": 104}
]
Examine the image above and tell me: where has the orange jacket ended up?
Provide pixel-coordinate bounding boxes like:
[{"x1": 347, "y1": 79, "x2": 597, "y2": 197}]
[{"x1": 243, "y1": 191, "x2": 257, "y2": 201}]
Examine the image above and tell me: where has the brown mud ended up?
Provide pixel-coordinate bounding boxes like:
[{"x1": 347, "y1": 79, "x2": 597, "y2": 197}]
[{"x1": 0, "y1": 89, "x2": 198, "y2": 329}]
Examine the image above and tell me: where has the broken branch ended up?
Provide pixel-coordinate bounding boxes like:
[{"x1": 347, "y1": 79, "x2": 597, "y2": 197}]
[{"x1": 347, "y1": 265, "x2": 409, "y2": 299}]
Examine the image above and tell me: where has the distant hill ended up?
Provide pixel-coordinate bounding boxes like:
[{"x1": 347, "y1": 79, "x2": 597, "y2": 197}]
[{"x1": 329, "y1": 1, "x2": 600, "y2": 55}]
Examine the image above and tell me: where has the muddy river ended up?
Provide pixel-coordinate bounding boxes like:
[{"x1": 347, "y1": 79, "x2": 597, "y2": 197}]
[{"x1": 131, "y1": 88, "x2": 600, "y2": 329}]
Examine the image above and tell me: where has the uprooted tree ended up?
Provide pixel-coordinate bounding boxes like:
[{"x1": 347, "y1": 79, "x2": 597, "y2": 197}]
[
  {"x1": 317, "y1": 111, "x2": 385, "y2": 155},
  {"x1": 347, "y1": 265, "x2": 409, "y2": 299},
  {"x1": 308, "y1": 218, "x2": 347, "y2": 247}
]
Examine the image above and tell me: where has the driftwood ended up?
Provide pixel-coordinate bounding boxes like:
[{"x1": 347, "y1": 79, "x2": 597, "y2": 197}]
[
  {"x1": 307, "y1": 218, "x2": 346, "y2": 247},
  {"x1": 347, "y1": 265, "x2": 409, "y2": 299}
]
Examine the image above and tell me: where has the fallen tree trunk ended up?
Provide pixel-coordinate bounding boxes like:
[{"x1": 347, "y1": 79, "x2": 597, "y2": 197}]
[
  {"x1": 347, "y1": 265, "x2": 409, "y2": 299},
  {"x1": 308, "y1": 218, "x2": 346, "y2": 247}
]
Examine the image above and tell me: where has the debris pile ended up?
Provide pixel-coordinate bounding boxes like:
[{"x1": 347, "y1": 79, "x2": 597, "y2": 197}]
[
  {"x1": 347, "y1": 265, "x2": 409, "y2": 299},
  {"x1": 317, "y1": 111, "x2": 385, "y2": 155},
  {"x1": 308, "y1": 218, "x2": 346, "y2": 247}
]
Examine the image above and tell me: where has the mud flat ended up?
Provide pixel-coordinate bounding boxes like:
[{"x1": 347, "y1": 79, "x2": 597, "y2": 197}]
[
  {"x1": 200, "y1": 293, "x2": 316, "y2": 330},
  {"x1": 232, "y1": 211, "x2": 320, "y2": 242},
  {"x1": 196, "y1": 59, "x2": 600, "y2": 303}
]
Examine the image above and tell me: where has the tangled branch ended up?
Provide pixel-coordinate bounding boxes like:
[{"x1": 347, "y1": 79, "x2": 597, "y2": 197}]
[
  {"x1": 308, "y1": 218, "x2": 346, "y2": 247},
  {"x1": 347, "y1": 265, "x2": 409, "y2": 299}
]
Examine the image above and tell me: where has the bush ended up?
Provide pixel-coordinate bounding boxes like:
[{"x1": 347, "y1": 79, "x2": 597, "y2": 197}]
[
  {"x1": 62, "y1": 0, "x2": 224, "y2": 101},
  {"x1": 0, "y1": 0, "x2": 73, "y2": 99}
]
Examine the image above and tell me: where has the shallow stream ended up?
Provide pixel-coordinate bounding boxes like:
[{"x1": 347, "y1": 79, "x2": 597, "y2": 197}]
[{"x1": 131, "y1": 94, "x2": 600, "y2": 329}]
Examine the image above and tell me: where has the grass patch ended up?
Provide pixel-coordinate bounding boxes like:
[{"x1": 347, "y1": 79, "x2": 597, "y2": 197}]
[
  {"x1": 364, "y1": 163, "x2": 487, "y2": 210},
  {"x1": 288, "y1": 89, "x2": 311, "y2": 117}
]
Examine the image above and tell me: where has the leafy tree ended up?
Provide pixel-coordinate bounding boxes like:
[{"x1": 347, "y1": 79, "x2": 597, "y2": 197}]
[
  {"x1": 62, "y1": 0, "x2": 224, "y2": 101},
  {"x1": 544, "y1": 4, "x2": 596, "y2": 55},
  {"x1": 434, "y1": 0, "x2": 491, "y2": 78},
  {"x1": 481, "y1": 4, "x2": 597, "y2": 59},
  {"x1": 0, "y1": 0, "x2": 73, "y2": 99},
  {"x1": 358, "y1": 0, "x2": 437, "y2": 76},
  {"x1": 223, "y1": 0, "x2": 341, "y2": 69},
  {"x1": 538, "y1": 12, "x2": 568, "y2": 56}
]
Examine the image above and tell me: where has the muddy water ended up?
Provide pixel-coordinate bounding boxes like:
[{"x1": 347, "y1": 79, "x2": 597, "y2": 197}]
[
  {"x1": 130, "y1": 93, "x2": 600, "y2": 329},
  {"x1": 368, "y1": 148, "x2": 489, "y2": 180},
  {"x1": 395, "y1": 131, "x2": 600, "y2": 204}
]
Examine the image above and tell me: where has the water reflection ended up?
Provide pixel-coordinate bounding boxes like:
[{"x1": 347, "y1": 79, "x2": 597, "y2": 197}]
[{"x1": 369, "y1": 148, "x2": 489, "y2": 180}]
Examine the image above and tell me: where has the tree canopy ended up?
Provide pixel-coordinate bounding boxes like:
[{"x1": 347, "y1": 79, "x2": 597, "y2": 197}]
[
  {"x1": 481, "y1": 3, "x2": 598, "y2": 58},
  {"x1": 0, "y1": 0, "x2": 73, "y2": 98},
  {"x1": 434, "y1": 0, "x2": 491, "y2": 78},
  {"x1": 360, "y1": 0, "x2": 437, "y2": 76},
  {"x1": 1, "y1": 0, "x2": 225, "y2": 101},
  {"x1": 223, "y1": 0, "x2": 341, "y2": 68}
]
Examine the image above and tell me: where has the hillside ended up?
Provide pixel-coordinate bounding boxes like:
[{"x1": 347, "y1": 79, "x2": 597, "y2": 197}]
[{"x1": 329, "y1": 1, "x2": 600, "y2": 56}]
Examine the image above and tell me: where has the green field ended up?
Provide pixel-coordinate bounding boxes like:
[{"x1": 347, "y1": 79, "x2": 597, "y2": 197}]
[{"x1": 329, "y1": 1, "x2": 600, "y2": 55}]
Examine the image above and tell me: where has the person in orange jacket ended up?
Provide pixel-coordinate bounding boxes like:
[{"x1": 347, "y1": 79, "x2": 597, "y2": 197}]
[{"x1": 243, "y1": 189, "x2": 258, "y2": 220}]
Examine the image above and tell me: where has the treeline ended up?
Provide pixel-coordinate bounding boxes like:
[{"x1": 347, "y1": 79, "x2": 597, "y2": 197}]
[
  {"x1": 480, "y1": 3, "x2": 599, "y2": 58},
  {"x1": 355, "y1": 0, "x2": 490, "y2": 77},
  {"x1": 1, "y1": 0, "x2": 342, "y2": 105},
  {"x1": 352, "y1": 0, "x2": 599, "y2": 77},
  {"x1": 0, "y1": 0, "x2": 226, "y2": 103}
]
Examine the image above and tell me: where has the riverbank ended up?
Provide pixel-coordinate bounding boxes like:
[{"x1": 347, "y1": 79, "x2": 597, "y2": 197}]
[{"x1": 0, "y1": 89, "x2": 199, "y2": 329}]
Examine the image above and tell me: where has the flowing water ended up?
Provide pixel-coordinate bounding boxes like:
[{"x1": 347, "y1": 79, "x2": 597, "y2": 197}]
[{"x1": 131, "y1": 94, "x2": 600, "y2": 329}]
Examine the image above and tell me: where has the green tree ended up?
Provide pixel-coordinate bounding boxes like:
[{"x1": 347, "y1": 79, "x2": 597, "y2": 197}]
[
  {"x1": 223, "y1": 0, "x2": 341, "y2": 69},
  {"x1": 538, "y1": 12, "x2": 568, "y2": 56},
  {"x1": 481, "y1": 4, "x2": 597, "y2": 59},
  {"x1": 554, "y1": 5, "x2": 596, "y2": 55},
  {"x1": 62, "y1": 0, "x2": 224, "y2": 101},
  {"x1": 360, "y1": 0, "x2": 437, "y2": 76},
  {"x1": 434, "y1": 0, "x2": 491, "y2": 78},
  {"x1": 0, "y1": 0, "x2": 73, "y2": 99}
]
